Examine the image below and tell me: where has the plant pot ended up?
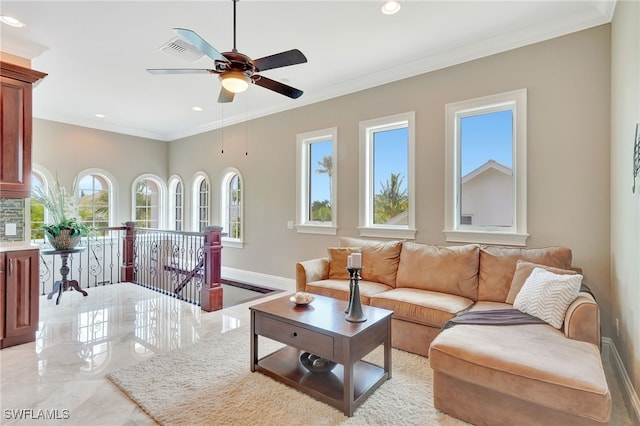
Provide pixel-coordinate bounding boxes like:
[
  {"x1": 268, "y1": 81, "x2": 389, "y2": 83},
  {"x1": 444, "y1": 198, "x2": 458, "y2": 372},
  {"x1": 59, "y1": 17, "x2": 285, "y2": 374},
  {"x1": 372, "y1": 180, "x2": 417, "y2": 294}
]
[{"x1": 46, "y1": 229, "x2": 81, "y2": 250}]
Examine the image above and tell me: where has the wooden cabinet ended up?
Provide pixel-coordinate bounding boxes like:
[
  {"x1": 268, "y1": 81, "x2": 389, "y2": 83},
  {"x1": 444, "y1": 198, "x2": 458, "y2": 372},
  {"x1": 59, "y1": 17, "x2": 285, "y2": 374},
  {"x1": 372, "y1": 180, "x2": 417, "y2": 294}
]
[
  {"x1": 0, "y1": 62, "x2": 47, "y2": 198},
  {"x1": 1, "y1": 249, "x2": 40, "y2": 349}
]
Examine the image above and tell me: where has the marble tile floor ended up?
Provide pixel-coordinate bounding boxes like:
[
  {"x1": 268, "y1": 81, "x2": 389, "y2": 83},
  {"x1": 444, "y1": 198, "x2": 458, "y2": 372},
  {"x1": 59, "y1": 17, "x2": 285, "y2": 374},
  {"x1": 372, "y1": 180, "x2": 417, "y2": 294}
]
[
  {"x1": 0, "y1": 283, "x2": 287, "y2": 425},
  {"x1": 0, "y1": 283, "x2": 634, "y2": 425}
]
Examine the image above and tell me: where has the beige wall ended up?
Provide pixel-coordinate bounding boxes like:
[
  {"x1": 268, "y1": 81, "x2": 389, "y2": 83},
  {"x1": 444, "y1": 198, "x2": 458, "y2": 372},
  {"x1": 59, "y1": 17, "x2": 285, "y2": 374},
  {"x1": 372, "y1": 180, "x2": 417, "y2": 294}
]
[
  {"x1": 32, "y1": 119, "x2": 169, "y2": 225},
  {"x1": 169, "y1": 24, "x2": 613, "y2": 329},
  {"x1": 611, "y1": 0, "x2": 640, "y2": 406}
]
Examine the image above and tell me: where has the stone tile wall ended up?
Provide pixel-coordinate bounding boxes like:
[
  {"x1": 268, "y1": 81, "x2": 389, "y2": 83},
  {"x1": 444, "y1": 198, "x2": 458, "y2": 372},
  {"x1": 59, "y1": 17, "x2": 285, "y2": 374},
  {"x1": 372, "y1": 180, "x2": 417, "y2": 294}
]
[{"x1": 0, "y1": 198, "x2": 25, "y2": 242}]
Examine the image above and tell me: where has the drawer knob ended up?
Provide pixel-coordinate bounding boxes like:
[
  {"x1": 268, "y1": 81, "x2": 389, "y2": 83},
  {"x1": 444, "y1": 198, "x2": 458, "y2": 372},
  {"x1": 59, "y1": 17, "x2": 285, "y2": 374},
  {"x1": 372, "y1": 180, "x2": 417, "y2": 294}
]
[{"x1": 291, "y1": 332, "x2": 297, "y2": 338}]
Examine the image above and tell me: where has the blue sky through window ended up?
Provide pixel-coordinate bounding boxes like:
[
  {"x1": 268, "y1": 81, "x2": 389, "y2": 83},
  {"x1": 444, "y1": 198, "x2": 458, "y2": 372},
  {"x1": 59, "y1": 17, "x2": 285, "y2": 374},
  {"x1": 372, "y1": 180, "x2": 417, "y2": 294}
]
[
  {"x1": 374, "y1": 127, "x2": 408, "y2": 195},
  {"x1": 460, "y1": 109, "x2": 513, "y2": 176},
  {"x1": 308, "y1": 111, "x2": 512, "y2": 202},
  {"x1": 309, "y1": 139, "x2": 332, "y2": 204}
]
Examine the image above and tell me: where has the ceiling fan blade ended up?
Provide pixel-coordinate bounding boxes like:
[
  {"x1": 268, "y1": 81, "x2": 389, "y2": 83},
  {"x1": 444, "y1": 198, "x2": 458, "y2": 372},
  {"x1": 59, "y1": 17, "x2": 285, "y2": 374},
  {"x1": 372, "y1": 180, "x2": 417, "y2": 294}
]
[
  {"x1": 254, "y1": 75, "x2": 303, "y2": 99},
  {"x1": 218, "y1": 87, "x2": 235, "y2": 103},
  {"x1": 174, "y1": 28, "x2": 230, "y2": 63},
  {"x1": 253, "y1": 49, "x2": 307, "y2": 72},
  {"x1": 147, "y1": 69, "x2": 215, "y2": 75}
]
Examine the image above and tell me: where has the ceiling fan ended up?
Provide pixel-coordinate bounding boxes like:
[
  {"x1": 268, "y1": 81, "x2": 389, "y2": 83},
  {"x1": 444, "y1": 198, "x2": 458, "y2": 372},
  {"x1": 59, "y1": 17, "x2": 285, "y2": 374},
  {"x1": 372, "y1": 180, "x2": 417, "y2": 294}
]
[{"x1": 147, "y1": 0, "x2": 307, "y2": 103}]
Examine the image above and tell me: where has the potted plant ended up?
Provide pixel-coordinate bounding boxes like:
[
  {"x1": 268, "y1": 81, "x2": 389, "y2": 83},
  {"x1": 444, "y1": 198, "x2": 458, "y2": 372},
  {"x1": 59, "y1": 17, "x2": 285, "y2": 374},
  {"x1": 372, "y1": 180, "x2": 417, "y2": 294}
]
[{"x1": 32, "y1": 177, "x2": 91, "y2": 250}]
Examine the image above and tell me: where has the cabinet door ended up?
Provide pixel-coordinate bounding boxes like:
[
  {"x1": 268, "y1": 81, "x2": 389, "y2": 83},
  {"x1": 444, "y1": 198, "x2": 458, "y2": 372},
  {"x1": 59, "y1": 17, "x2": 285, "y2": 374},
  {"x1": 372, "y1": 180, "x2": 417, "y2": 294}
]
[
  {"x1": 4, "y1": 250, "x2": 39, "y2": 338},
  {"x1": 0, "y1": 76, "x2": 32, "y2": 198}
]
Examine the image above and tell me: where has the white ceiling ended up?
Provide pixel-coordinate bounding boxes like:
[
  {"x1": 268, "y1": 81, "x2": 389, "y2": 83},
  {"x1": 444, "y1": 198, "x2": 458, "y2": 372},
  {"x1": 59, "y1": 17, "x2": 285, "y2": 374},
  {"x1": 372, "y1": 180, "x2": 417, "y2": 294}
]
[{"x1": 1, "y1": 1, "x2": 616, "y2": 142}]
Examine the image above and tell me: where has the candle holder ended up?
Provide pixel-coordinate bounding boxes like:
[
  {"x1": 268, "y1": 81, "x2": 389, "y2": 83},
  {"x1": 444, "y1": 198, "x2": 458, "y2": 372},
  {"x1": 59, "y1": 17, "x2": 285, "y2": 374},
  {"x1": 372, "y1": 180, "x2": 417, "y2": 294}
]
[{"x1": 345, "y1": 267, "x2": 367, "y2": 323}]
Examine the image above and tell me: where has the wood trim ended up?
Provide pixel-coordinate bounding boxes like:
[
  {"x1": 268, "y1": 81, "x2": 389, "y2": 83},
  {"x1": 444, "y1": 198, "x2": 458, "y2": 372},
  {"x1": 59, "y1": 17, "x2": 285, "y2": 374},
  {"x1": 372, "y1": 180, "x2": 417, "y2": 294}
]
[{"x1": 0, "y1": 61, "x2": 47, "y2": 84}]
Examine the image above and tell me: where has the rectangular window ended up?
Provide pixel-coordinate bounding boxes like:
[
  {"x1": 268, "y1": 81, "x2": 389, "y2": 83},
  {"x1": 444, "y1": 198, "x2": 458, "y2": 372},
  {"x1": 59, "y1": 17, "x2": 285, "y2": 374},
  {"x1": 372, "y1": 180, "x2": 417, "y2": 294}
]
[
  {"x1": 296, "y1": 127, "x2": 338, "y2": 235},
  {"x1": 444, "y1": 89, "x2": 528, "y2": 245},
  {"x1": 359, "y1": 112, "x2": 416, "y2": 239}
]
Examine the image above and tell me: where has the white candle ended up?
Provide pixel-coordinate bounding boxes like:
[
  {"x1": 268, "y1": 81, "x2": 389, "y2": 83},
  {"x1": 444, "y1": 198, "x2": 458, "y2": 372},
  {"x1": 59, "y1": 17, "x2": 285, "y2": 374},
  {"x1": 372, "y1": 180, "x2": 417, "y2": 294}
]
[
  {"x1": 351, "y1": 253, "x2": 362, "y2": 269},
  {"x1": 347, "y1": 254, "x2": 352, "y2": 268}
]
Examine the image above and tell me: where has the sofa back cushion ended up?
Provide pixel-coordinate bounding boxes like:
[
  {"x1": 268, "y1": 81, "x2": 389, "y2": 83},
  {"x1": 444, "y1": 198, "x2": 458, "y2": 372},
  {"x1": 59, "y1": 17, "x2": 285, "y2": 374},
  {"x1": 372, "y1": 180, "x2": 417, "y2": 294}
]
[
  {"x1": 478, "y1": 246, "x2": 573, "y2": 302},
  {"x1": 327, "y1": 247, "x2": 359, "y2": 279},
  {"x1": 340, "y1": 237, "x2": 402, "y2": 287},
  {"x1": 396, "y1": 242, "x2": 479, "y2": 300}
]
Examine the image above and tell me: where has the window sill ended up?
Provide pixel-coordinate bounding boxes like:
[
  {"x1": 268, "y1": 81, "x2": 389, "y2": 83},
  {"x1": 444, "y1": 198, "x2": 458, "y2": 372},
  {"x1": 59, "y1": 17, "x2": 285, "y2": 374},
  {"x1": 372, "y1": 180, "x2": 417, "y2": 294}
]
[
  {"x1": 295, "y1": 224, "x2": 338, "y2": 235},
  {"x1": 443, "y1": 229, "x2": 529, "y2": 246},
  {"x1": 358, "y1": 227, "x2": 416, "y2": 240},
  {"x1": 222, "y1": 238, "x2": 244, "y2": 249}
]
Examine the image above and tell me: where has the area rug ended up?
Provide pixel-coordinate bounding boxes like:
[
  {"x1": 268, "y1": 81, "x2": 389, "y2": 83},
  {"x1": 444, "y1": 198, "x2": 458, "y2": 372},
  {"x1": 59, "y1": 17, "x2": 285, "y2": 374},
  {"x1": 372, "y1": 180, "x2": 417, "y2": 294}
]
[{"x1": 107, "y1": 325, "x2": 468, "y2": 425}]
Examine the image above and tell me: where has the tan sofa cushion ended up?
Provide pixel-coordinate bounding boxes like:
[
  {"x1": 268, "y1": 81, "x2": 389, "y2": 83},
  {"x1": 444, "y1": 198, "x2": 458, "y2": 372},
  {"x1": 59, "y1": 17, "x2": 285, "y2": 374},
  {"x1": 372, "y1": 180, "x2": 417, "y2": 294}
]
[
  {"x1": 396, "y1": 242, "x2": 479, "y2": 300},
  {"x1": 429, "y1": 324, "x2": 611, "y2": 423},
  {"x1": 369, "y1": 288, "x2": 474, "y2": 328},
  {"x1": 340, "y1": 237, "x2": 402, "y2": 287},
  {"x1": 478, "y1": 246, "x2": 572, "y2": 302},
  {"x1": 327, "y1": 247, "x2": 359, "y2": 279},
  {"x1": 506, "y1": 260, "x2": 577, "y2": 304},
  {"x1": 306, "y1": 279, "x2": 392, "y2": 305}
]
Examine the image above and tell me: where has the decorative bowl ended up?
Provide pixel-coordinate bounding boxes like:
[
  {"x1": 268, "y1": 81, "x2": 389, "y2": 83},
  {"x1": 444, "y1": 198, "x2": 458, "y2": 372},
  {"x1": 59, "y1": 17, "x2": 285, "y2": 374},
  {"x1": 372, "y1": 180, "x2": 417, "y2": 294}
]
[
  {"x1": 290, "y1": 292, "x2": 314, "y2": 305},
  {"x1": 299, "y1": 352, "x2": 337, "y2": 373}
]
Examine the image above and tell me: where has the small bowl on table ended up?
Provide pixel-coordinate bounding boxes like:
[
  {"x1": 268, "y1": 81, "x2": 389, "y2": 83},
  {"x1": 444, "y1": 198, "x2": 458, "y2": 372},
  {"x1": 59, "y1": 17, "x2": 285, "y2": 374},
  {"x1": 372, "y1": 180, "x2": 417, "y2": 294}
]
[{"x1": 290, "y1": 292, "x2": 314, "y2": 306}]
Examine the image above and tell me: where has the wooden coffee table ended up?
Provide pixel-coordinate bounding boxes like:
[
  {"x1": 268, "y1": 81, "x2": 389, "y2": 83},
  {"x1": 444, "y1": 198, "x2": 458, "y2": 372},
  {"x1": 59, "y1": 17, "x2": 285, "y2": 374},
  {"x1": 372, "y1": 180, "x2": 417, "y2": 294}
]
[{"x1": 250, "y1": 294, "x2": 393, "y2": 417}]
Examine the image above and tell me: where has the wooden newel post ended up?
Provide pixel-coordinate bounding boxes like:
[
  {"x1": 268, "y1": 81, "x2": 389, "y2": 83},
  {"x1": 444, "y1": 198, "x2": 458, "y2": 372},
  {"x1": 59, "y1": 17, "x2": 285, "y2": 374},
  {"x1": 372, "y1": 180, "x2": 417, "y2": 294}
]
[
  {"x1": 201, "y1": 226, "x2": 223, "y2": 312},
  {"x1": 121, "y1": 221, "x2": 136, "y2": 283}
]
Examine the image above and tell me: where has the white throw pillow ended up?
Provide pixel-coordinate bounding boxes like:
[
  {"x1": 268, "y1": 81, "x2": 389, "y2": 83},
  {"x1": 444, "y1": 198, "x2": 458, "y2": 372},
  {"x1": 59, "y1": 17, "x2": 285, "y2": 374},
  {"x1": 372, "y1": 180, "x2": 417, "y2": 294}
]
[{"x1": 513, "y1": 267, "x2": 583, "y2": 329}]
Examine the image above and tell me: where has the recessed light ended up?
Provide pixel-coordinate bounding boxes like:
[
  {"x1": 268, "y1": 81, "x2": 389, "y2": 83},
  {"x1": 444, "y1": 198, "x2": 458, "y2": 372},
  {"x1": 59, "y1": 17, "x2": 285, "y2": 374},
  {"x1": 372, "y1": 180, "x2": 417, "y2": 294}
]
[
  {"x1": 381, "y1": 1, "x2": 401, "y2": 15},
  {"x1": 0, "y1": 15, "x2": 26, "y2": 27},
  {"x1": 94, "y1": 113, "x2": 106, "y2": 118},
  {"x1": 192, "y1": 106, "x2": 203, "y2": 112}
]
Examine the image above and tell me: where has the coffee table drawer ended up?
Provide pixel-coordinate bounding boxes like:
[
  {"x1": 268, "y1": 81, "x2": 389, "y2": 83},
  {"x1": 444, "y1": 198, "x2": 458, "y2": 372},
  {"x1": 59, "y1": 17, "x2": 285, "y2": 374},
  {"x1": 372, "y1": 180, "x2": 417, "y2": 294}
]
[{"x1": 256, "y1": 315, "x2": 334, "y2": 359}]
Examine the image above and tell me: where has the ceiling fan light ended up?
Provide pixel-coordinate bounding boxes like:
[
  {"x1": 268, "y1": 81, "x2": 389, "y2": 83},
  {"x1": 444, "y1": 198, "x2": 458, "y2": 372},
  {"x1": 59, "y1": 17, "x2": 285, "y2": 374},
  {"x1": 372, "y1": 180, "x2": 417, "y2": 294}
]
[
  {"x1": 381, "y1": 1, "x2": 401, "y2": 15},
  {"x1": 221, "y1": 72, "x2": 250, "y2": 93}
]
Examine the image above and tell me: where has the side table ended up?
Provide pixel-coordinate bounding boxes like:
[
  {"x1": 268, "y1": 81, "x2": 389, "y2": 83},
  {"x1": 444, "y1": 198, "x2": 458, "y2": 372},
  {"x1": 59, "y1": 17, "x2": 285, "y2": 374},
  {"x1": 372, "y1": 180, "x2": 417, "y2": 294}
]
[{"x1": 41, "y1": 248, "x2": 88, "y2": 305}]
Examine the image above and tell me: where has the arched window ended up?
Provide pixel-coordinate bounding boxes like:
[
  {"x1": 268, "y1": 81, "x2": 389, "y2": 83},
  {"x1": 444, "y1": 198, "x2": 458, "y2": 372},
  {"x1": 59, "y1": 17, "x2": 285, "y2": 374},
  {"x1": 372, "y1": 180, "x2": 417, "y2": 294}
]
[
  {"x1": 132, "y1": 175, "x2": 166, "y2": 229},
  {"x1": 191, "y1": 172, "x2": 210, "y2": 232},
  {"x1": 168, "y1": 176, "x2": 184, "y2": 231},
  {"x1": 76, "y1": 169, "x2": 116, "y2": 228},
  {"x1": 220, "y1": 168, "x2": 243, "y2": 248}
]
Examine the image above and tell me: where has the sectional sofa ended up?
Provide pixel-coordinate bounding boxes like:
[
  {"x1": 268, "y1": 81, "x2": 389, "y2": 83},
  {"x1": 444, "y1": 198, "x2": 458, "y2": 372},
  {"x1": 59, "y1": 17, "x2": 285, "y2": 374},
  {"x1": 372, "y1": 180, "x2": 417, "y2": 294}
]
[{"x1": 295, "y1": 237, "x2": 611, "y2": 425}]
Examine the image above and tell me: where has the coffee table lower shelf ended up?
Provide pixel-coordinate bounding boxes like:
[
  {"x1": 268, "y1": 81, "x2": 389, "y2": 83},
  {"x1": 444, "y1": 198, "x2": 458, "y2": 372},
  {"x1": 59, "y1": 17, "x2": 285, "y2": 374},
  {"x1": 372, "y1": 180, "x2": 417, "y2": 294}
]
[{"x1": 255, "y1": 345, "x2": 388, "y2": 416}]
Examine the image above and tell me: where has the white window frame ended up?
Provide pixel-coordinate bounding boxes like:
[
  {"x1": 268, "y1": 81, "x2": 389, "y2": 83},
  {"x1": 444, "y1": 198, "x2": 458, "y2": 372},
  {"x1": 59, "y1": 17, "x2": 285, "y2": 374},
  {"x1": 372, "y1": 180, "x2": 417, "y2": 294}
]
[
  {"x1": 444, "y1": 89, "x2": 528, "y2": 246},
  {"x1": 76, "y1": 168, "x2": 117, "y2": 227},
  {"x1": 168, "y1": 175, "x2": 184, "y2": 231},
  {"x1": 358, "y1": 112, "x2": 416, "y2": 239},
  {"x1": 131, "y1": 174, "x2": 166, "y2": 229},
  {"x1": 191, "y1": 172, "x2": 211, "y2": 232},
  {"x1": 220, "y1": 167, "x2": 244, "y2": 249},
  {"x1": 295, "y1": 127, "x2": 338, "y2": 235}
]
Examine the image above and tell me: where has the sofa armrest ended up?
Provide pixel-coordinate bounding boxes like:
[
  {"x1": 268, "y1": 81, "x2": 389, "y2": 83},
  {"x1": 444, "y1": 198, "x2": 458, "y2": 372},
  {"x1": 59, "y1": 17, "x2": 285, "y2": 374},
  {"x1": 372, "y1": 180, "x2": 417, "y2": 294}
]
[
  {"x1": 563, "y1": 292, "x2": 600, "y2": 348},
  {"x1": 295, "y1": 258, "x2": 329, "y2": 292}
]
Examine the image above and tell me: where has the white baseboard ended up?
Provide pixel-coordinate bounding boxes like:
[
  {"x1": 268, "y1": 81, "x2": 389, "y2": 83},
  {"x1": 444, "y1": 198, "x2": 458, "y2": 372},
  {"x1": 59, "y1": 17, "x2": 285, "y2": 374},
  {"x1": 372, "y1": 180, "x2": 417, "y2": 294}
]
[
  {"x1": 221, "y1": 267, "x2": 295, "y2": 293},
  {"x1": 602, "y1": 337, "x2": 640, "y2": 425}
]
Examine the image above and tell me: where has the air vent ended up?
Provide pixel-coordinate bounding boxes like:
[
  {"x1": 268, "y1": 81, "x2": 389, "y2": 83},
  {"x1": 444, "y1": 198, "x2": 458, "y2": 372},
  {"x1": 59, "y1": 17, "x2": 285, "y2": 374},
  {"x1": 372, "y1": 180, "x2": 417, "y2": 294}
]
[{"x1": 159, "y1": 37, "x2": 204, "y2": 63}]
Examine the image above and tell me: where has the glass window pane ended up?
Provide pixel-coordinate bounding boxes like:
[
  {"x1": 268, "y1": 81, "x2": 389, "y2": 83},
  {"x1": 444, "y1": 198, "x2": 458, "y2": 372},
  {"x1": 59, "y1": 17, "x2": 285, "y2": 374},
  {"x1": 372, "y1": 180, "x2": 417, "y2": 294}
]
[
  {"x1": 30, "y1": 174, "x2": 45, "y2": 239},
  {"x1": 308, "y1": 140, "x2": 333, "y2": 222},
  {"x1": 460, "y1": 109, "x2": 513, "y2": 227},
  {"x1": 372, "y1": 127, "x2": 408, "y2": 225}
]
